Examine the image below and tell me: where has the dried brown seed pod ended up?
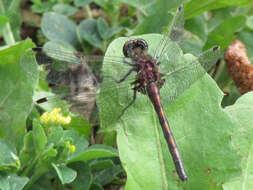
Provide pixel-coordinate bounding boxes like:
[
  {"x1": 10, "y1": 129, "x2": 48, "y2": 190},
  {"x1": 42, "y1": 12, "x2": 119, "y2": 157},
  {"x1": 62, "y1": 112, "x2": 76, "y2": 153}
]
[{"x1": 224, "y1": 40, "x2": 253, "y2": 94}]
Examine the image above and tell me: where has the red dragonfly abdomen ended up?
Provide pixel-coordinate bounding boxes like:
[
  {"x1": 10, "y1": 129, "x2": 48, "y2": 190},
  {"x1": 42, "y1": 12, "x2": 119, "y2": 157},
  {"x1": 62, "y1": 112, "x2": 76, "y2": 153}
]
[{"x1": 147, "y1": 82, "x2": 187, "y2": 181}]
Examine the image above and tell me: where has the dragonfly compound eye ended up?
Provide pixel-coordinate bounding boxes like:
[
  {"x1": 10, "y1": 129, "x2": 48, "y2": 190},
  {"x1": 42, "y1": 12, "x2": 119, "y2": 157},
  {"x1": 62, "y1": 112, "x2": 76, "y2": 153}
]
[{"x1": 123, "y1": 39, "x2": 148, "y2": 57}]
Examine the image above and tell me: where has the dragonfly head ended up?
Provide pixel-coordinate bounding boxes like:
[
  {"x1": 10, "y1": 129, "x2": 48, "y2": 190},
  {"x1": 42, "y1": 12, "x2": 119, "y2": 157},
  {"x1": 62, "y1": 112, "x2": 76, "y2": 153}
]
[{"x1": 123, "y1": 39, "x2": 148, "y2": 58}]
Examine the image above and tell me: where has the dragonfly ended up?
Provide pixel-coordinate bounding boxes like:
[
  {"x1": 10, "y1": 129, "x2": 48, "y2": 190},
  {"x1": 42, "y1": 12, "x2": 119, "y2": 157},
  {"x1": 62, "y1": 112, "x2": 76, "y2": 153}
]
[{"x1": 21, "y1": 5, "x2": 222, "y2": 182}]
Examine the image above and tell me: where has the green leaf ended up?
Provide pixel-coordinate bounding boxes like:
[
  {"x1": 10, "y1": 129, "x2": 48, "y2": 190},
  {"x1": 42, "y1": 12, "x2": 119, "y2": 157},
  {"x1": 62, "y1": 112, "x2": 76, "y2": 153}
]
[
  {"x1": 117, "y1": 0, "x2": 182, "y2": 16},
  {"x1": 99, "y1": 34, "x2": 240, "y2": 189},
  {"x1": 0, "y1": 139, "x2": 19, "y2": 171},
  {"x1": 52, "y1": 163, "x2": 77, "y2": 184},
  {"x1": 52, "y1": 3, "x2": 78, "y2": 16},
  {"x1": 47, "y1": 126, "x2": 64, "y2": 146},
  {"x1": 238, "y1": 30, "x2": 253, "y2": 62},
  {"x1": 68, "y1": 145, "x2": 118, "y2": 163},
  {"x1": 77, "y1": 19, "x2": 103, "y2": 49},
  {"x1": 32, "y1": 120, "x2": 47, "y2": 154},
  {"x1": 246, "y1": 15, "x2": 253, "y2": 30},
  {"x1": 97, "y1": 17, "x2": 109, "y2": 40},
  {"x1": 41, "y1": 12, "x2": 78, "y2": 46},
  {"x1": 69, "y1": 162, "x2": 92, "y2": 190},
  {"x1": 62, "y1": 130, "x2": 89, "y2": 160},
  {"x1": 93, "y1": 165, "x2": 123, "y2": 185},
  {"x1": 0, "y1": 40, "x2": 36, "y2": 149},
  {"x1": 90, "y1": 183, "x2": 103, "y2": 190},
  {"x1": 134, "y1": 12, "x2": 172, "y2": 35},
  {"x1": 184, "y1": 0, "x2": 252, "y2": 19},
  {"x1": 223, "y1": 92, "x2": 253, "y2": 190},
  {"x1": 0, "y1": 173, "x2": 29, "y2": 190},
  {"x1": 74, "y1": 0, "x2": 93, "y2": 7},
  {"x1": 204, "y1": 16, "x2": 246, "y2": 50},
  {"x1": 19, "y1": 132, "x2": 35, "y2": 168}
]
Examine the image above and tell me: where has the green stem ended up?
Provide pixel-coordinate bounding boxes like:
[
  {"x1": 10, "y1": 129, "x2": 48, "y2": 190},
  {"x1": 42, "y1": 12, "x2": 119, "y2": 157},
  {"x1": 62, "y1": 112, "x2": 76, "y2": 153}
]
[
  {"x1": 84, "y1": 5, "x2": 92, "y2": 19},
  {"x1": 0, "y1": 0, "x2": 16, "y2": 45}
]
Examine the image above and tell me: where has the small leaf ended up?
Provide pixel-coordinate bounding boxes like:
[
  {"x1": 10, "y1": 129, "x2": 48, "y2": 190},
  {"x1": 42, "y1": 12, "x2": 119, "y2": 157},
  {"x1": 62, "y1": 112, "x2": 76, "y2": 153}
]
[
  {"x1": 32, "y1": 120, "x2": 47, "y2": 154},
  {"x1": 78, "y1": 19, "x2": 103, "y2": 49},
  {"x1": 52, "y1": 3, "x2": 78, "y2": 16},
  {"x1": 41, "y1": 12, "x2": 78, "y2": 46},
  {"x1": 97, "y1": 17, "x2": 109, "y2": 40},
  {"x1": 74, "y1": 0, "x2": 93, "y2": 7},
  {"x1": 52, "y1": 163, "x2": 77, "y2": 184},
  {"x1": 68, "y1": 145, "x2": 118, "y2": 163}
]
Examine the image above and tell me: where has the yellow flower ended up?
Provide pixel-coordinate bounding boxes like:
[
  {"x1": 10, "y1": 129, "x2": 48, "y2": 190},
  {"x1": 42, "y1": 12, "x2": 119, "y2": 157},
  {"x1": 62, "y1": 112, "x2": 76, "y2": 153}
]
[
  {"x1": 70, "y1": 145, "x2": 76, "y2": 153},
  {"x1": 40, "y1": 108, "x2": 71, "y2": 125}
]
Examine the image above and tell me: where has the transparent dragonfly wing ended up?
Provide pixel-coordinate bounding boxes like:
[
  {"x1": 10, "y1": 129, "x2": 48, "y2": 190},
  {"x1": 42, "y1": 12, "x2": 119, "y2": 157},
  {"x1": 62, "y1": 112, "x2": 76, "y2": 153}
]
[
  {"x1": 20, "y1": 47, "x2": 136, "y2": 123},
  {"x1": 160, "y1": 45, "x2": 223, "y2": 105},
  {"x1": 154, "y1": 4, "x2": 184, "y2": 61}
]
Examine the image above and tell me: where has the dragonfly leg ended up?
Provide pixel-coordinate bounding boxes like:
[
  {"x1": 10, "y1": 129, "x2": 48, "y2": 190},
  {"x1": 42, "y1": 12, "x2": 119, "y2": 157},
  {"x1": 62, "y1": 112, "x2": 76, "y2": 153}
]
[
  {"x1": 118, "y1": 89, "x2": 137, "y2": 118},
  {"x1": 123, "y1": 58, "x2": 136, "y2": 66},
  {"x1": 115, "y1": 68, "x2": 135, "y2": 83}
]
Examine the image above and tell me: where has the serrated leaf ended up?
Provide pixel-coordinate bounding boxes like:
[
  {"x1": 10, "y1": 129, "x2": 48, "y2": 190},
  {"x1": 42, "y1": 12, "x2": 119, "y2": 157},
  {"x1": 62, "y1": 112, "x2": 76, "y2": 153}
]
[{"x1": 52, "y1": 163, "x2": 77, "y2": 184}]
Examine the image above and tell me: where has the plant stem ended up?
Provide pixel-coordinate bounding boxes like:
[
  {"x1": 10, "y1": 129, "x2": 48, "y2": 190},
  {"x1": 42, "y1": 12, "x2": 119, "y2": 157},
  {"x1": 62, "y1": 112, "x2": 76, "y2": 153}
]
[
  {"x1": 0, "y1": 0, "x2": 16, "y2": 45},
  {"x1": 84, "y1": 5, "x2": 92, "y2": 19}
]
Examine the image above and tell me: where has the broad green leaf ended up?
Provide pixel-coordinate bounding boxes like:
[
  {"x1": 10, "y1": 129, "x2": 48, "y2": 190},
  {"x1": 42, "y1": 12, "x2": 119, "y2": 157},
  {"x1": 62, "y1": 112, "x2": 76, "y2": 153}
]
[
  {"x1": 41, "y1": 12, "x2": 78, "y2": 46},
  {"x1": 204, "y1": 16, "x2": 246, "y2": 50},
  {"x1": 68, "y1": 145, "x2": 118, "y2": 163},
  {"x1": 52, "y1": 163, "x2": 77, "y2": 184},
  {"x1": 69, "y1": 162, "x2": 92, "y2": 190},
  {"x1": 223, "y1": 92, "x2": 253, "y2": 190},
  {"x1": 184, "y1": 0, "x2": 252, "y2": 19},
  {"x1": 0, "y1": 139, "x2": 19, "y2": 171},
  {"x1": 32, "y1": 120, "x2": 47, "y2": 154},
  {"x1": 77, "y1": 19, "x2": 103, "y2": 49},
  {"x1": 0, "y1": 40, "x2": 36, "y2": 149},
  {"x1": 0, "y1": 173, "x2": 29, "y2": 190},
  {"x1": 99, "y1": 34, "x2": 240, "y2": 189},
  {"x1": 117, "y1": 0, "x2": 182, "y2": 16}
]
